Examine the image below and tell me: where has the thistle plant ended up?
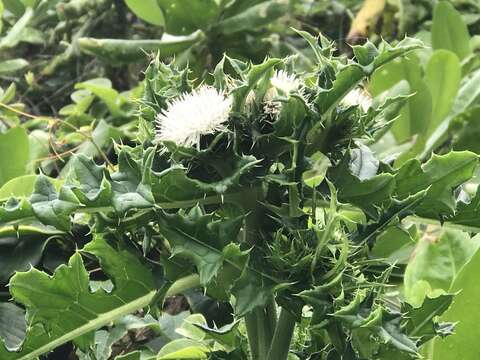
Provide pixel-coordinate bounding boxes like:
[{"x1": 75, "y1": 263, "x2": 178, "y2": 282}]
[{"x1": 1, "y1": 32, "x2": 478, "y2": 360}]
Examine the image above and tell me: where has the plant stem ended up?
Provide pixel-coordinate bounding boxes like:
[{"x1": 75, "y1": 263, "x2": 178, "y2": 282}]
[
  {"x1": 245, "y1": 313, "x2": 260, "y2": 360},
  {"x1": 246, "y1": 298, "x2": 278, "y2": 360},
  {"x1": 266, "y1": 308, "x2": 296, "y2": 360},
  {"x1": 165, "y1": 274, "x2": 200, "y2": 297}
]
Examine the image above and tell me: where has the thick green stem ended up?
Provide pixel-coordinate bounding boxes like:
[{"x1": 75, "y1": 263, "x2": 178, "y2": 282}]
[
  {"x1": 245, "y1": 313, "x2": 260, "y2": 360},
  {"x1": 246, "y1": 298, "x2": 278, "y2": 360},
  {"x1": 237, "y1": 187, "x2": 277, "y2": 359},
  {"x1": 165, "y1": 274, "x2": 200, "y2": 297},
  {"x1": 266, "y1": 308, "x2": 296, "y2": 360}
]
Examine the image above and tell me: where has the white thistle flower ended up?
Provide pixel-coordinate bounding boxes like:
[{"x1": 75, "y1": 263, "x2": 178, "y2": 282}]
[
  {"x1": 271, "y1": 70, "x2": 302, "y2": 94},
  {"x1": 265, "y1": 70, "x2": 303, "y2": 101},
  {"x1": 155, "y1": 86, "x2": 232, "y2": 148},
  {"x1": 341, "y1": 88, "x2": 372, "y2": 112}
]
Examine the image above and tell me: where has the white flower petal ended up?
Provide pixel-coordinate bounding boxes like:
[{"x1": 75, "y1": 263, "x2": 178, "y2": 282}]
[
  {"x1": 270, "y1": 70, "x2": 302, "y2": 95},
  {"x1": 155, "y1": 86, "x2": 232, "y2": 147},
  {"x1": 341, "y1": 88, "x2": 372, "y2": 112}
]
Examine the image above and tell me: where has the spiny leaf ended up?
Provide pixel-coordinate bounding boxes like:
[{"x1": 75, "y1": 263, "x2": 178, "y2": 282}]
[{"x1": 0, "y1": 235, "x2": 156, "y2": 360}]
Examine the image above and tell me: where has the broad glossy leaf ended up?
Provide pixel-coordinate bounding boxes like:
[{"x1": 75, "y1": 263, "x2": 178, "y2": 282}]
[
  {"x1": 215, "y1": 0, "x2": 287, "y2": 35},
  {"x1": 0, "y1": 59, "x2": 28, "y2": 74},
  {"x1": 0, "y1": 235, "x2": 156, "y2": 359},
  {"x1": 431, "y1": 1, "x2": 471, "y2": 60},
  {"x1": 153, "y1": 155, "x2": 259, "y2": 205},
  {"x1": 425, "y1": 50, "x2": 461, "y2": 136},
  {"x1": 0, "y1": 303, "x2": 26, "y2": 351},
  {"x1": 0, "y1": 175, "x2": 61, "y2": 201},
  {"x1": 124, "y1": 0, "x2": 165, "y2": 26},
  {"x1": 404, "y1": 228, "x2": 480, "y2": 306},
  {"x1": 447, "y1": 184, "x2": 480, "y2": 229},
  {"x1": 371, "y1": 225, "x2": 417, "y2": 265},
  {"x1": 157, "y1": 0, "x2": 219, "y2": 35},
  {"x1": 0, "y1": 127, "x2": 29, "y2": 186},
  {"x1": 157, "y1": 339, "x2": 209, "y2": 359},
  {"x1": 452, "y1": 106, "x2": 480, "y2": 154},
  {"x1": 27, "y1": 129, "x2": 49, "y2": 172},
  {"x1": 302, "y1": 152, "x2": 331, "y2": 188},
  {"x1": 370, "y1": 55, "x2": 431, "y2": 142},
  {"x1": 75, "y1": 79, "x2": 124, "y2": 117},
  {"x1": 0, "y1": 197, "x2": 34, "y2": 225},
  {"x1": 432, "y1": 247, "x2": 480, "y2": 359},
  {"x1": 425, "y1": 68, "x2": 480, "y2": 155},
  {"x1": 405, "y1": 294, "x2": 454, "y2": 343},
  {"x1": 60, "y1": 120, "x2": 123, "y2": 178},
  {"x1": 0, "y1": 225, "x2": 59, "y2": 283}
]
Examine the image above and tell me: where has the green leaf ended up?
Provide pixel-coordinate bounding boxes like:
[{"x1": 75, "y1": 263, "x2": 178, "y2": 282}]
[
  {"x1": 431, "y1": 1, "x2": 471, "y2": 60},
  {"x1": 157, "y1": 339, "x2": 209, "y2": 359},
  {"x1": 111, "y1": 147, "x2": 155, "y2": 214},
  {"x1": 75, "y1": 78, "x2": 124, "y2": 117},
  {"x1": 157, "y1": 208, "x2": 244, "y2": 285},
  {"x1": 0, "y1": 7, "x2": 33, "y2": 49},
  {"x1": 0, "y1": 303, "x2": 26, "y2": 352},
  {"x1": 371, "y1": 225, "x2": 417, "y2": 265},
  {"x1": 29, "y1": 175, "x2": 80, "y2": 231},
  {"x1": 330, "y1": 145, "x2": 395, "y2": 210},
  {"x1": 27, "y1": 129, "x2": 50, "y2": 172},
  {"x1": 2, "y1": 0, "x2": 24, "y2": 18},
  {"x1": 65, "y1": 155, "x2": 112, "y2": 208},
  {"x1": 370, "y1": 54, "x2": 431, "y2": 142},
  {"x1": 0, "y1": 235, "x2": 156, "y2": 360},
  {"x1": 0, "y1": 59, "x2": 28, "y2": 75},
  {"x1": 0, "y1": 127, "x2": 29, "y2": 186},
  {"x1": 447, "y1": 183, "x2": 480, "y2": 228},
  {"x1": 315, "y1": 37, "x2": 422, "y2": 116},
  {"x1": 0, "y1": 175, "x2": 61, "y2": 201},
  {"x1": 302, "y1": 152, "x2": 331, "y2": 188},
  {"x1": 425, "y1": 68, "x2": 480, "y2": 156},
  {"x1": 0, "y1": 225, "x2": 58, "y2": 283},
  {"x1": 60, "y1": 120, "x2": 123, "y2": 178},
  {"x1": 0, "y1": 198, "x2": 34, "y2": 225},
  {"x1": 124, "y1": 0, "x2": 165, "y2": 26},
  {"x1": 404, "y1": 229, "x2": 480, "y2": 306},
  {"x1": 432, "y1": 247, "x2": 480, "y2": 360},
  {"x1": 395, "y1": 151, "x2": 478, "y2": 218},
  {"x1": 424, "y1": 50, "x2": 461, "y2": 136},
  {"x1": 451, "y1": 106, "x2": 480, "y2": 154},
  {"x1": 405, "y1": 294, "x2": 454, "y2": 343},
  {"x1": 157, "y1": 0, "x2": 219, "y2": 35},
  {"x1": 231, "y1": 57, "x2": 281, "y2": 112},
  {"x1": 215, "y1": 0, "x2": 287, "y2": 35}
]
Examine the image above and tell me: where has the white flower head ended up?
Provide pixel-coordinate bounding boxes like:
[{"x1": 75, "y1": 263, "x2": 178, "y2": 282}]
[
  {"x1": 155, "y1": 86, "x2": 232, "y2": 148},
  {"x1": 271, "y1": 70, "x2": 302, "y2": 95},
  {"x1": 263, "y1": 70, "x2": 305, "y2": 107},
  {"x1": 341, "y1": 88, "x2": 372, "y2": 112},
  {"x1": 264, "y1": 70, "x2": 303, "y2": 102}
]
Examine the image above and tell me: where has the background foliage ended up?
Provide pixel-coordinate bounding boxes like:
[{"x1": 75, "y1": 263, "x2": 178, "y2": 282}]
[{"x1": 1, "y1": 0, "x2": 480, "y2": 359}]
